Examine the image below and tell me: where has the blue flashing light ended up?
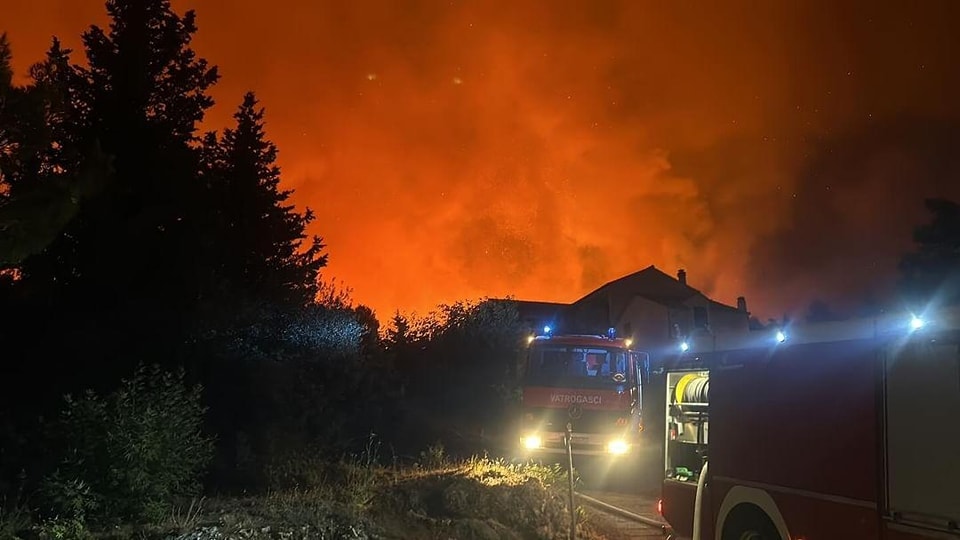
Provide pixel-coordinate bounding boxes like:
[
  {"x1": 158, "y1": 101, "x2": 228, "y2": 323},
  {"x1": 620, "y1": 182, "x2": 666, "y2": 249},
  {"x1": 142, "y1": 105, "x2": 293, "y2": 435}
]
[
  {"x1": 910, "y1": 316, "x2": 925, "y2": 331},
  {"x1": 679, "y1": 341, "x2": 690, "y2": 352},
  {"x1": 607, "y1": 327, "x2": 616, "y2": 338},
  {"x1": 543, "y1": 325, "x2": 552, "y2": 335},
  {"x1": 775, "y1": 330, "x2": 787, "y2": 343}
]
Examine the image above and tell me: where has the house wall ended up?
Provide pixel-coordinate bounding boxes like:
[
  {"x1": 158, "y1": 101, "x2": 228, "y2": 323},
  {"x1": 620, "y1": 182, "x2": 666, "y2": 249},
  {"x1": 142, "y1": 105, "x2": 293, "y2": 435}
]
[
  {"x1": 677, "y1": 294, "x2": 750, "y2": 335},
  {"x1": 563, "y1": 294, "x2": 611, "y2": 334},
  {"x1": 612, "y1": 294, "x2": 751, "y2": 357},
  {"x1": 707, "y1": 306, "x2": 751, "y2": 333},
  {"x1": 615, "y1": 296, "x2": 672, "y2": 348}
]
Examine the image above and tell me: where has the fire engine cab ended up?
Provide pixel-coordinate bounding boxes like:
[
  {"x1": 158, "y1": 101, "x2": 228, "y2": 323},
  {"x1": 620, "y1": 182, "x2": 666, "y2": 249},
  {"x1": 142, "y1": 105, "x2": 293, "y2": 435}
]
[
  {"x1": 517, "y1": 328, "x2": 650, "y2": 457},
  {"x1": 659, "y1": 308, "x2": 960, "y2": 540}
]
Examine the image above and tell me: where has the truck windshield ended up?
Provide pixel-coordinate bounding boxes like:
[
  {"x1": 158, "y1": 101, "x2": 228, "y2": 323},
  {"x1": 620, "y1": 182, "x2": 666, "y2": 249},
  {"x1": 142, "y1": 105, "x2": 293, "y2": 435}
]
[{"x1": 524, "y1": 346, "x2": 631, "y2": 388}]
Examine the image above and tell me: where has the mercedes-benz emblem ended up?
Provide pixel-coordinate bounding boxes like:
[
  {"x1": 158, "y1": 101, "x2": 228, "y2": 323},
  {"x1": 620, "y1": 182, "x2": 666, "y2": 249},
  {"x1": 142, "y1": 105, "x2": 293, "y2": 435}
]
[{"x1": 568, "y1": 403, "x2": 583, "y2": 419}]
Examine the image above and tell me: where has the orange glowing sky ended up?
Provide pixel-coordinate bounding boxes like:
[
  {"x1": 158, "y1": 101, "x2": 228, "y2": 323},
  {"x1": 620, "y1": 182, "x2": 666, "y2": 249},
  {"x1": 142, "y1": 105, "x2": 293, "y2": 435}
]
[{"x1": 4, "y1": 1, "x2": 960, "y2": 320}]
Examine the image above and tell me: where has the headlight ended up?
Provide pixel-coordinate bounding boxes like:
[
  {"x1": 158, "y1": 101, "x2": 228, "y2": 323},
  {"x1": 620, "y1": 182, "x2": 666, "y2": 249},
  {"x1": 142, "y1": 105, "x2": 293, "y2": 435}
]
[
  {"x1": 606, "y1": 439, "x2": 629, "y2": 455},
  {"x1": 522, "y1": 435, "x2": 542, "y2": 450}
]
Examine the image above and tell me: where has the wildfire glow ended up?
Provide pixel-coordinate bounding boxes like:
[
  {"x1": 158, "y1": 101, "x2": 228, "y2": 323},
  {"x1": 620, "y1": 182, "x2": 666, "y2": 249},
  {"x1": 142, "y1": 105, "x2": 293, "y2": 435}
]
[{"x1": 4, "y1": 1, "x2": 960, "y2": 320}]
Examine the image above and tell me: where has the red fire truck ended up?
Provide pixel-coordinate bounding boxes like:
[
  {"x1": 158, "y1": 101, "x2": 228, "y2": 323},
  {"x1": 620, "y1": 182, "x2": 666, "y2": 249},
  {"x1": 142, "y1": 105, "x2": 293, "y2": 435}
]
[
  {"x1": 517, "y1": 328, "x2": 650, "y2": 457},
  {"x1": 659, "y1": 308, "x2": 960, "y2": 539}
]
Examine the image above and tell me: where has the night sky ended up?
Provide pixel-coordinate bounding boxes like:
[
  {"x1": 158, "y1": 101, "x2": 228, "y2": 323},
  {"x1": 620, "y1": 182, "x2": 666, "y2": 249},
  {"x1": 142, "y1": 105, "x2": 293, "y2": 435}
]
[{"x1": 4, "y1": 0, "x2": 960, "y2": 319}]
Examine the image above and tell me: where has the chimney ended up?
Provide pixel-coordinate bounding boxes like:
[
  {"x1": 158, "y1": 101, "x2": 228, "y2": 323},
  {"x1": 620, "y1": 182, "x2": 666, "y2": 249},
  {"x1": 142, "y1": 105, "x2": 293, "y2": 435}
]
[
  {"x1": 677, "y1": 269, "x2": 687, "y2": 285},
  {"x1": 737, "y1": 296, "x2": 748, "y2": 312}
]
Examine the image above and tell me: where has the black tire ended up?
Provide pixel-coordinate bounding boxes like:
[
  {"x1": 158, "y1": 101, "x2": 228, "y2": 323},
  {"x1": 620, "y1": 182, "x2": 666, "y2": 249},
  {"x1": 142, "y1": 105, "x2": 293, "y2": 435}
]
[{"x1": 721, "y1": 503, "x2": 783, "y2": 540}]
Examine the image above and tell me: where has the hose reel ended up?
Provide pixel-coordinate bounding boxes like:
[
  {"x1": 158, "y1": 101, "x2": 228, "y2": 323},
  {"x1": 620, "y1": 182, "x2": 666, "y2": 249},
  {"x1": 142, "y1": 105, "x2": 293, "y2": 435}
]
[{"x1": 674, "y1": 373, "x2": 709, "y2": 405}]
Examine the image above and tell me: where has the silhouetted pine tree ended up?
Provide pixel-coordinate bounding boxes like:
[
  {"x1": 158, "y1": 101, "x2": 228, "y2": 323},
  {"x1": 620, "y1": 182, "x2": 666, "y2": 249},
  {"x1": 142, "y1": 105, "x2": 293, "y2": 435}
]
[
  {"x1": 386, "y1": 312, "x2": 413, "y2": 350},
  {"x1": 0, "y1": 32, "x2": 35, "y2": 195},
  {"x1": 203, "y1": 92, "x2": 326, "y2": 308},
  {"x1": 191, "y1": 94, "x2": 332, "y2": 487},
  {"x1": 6, "y1": 37, "x2": 81, "y2": 192},
  {"x1": 8, "y1": 0, "x2": 220, "y2": 400},
  {"x1": 1, "y1": 36, "x2": 87, "y2": 277},
  {"x1": 0, "y1": 33, "x2": 11, "y2": 88},
  {"x1": 26, "y1": 38, "x2": 83, "y2": 179},
  {"x1": 37, "y1": 0, "x2": 221, "y2": 306},
  {"x1": 0, "y1": 38, "x2": 115, "y2": 269},
  {"x1": 2, "y1": 3, "x2": 370, "y2": 493}
]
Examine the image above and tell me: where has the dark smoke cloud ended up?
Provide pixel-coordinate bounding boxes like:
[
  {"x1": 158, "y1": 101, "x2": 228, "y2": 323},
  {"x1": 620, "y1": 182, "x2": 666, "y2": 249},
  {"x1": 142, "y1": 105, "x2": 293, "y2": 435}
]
[{"x1": 746, "y1": 117, "x2": 960, "y2": 316}]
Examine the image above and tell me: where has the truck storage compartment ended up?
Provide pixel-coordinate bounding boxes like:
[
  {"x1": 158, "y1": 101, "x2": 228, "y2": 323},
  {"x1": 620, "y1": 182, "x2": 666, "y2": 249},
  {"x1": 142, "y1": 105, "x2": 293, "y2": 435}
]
[
  {"x1": 665, "y1": 370, "x2": 709, "y2": 483},
  {"x1": 885, "y1": 339, "x2": 960, "y2": 532}
]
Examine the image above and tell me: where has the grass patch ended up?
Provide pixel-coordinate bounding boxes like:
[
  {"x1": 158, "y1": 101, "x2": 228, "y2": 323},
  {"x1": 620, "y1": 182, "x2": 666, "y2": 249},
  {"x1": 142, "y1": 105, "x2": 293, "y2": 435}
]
[{"x1": 10, "y1": 444, "x2": 618, "y2": 539}]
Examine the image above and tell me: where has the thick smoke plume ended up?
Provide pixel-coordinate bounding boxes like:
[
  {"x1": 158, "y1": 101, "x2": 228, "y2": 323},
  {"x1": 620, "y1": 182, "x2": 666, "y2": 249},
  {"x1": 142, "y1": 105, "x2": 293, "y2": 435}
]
[{"x1": 4, "y1": 0, "x2": 960, "y2": 318}]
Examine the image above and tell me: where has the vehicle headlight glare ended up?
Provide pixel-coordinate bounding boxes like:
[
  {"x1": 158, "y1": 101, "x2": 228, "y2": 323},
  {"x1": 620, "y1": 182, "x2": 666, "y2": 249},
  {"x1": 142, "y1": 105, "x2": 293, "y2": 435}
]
[
  {"x1": 522, "y1": 435, "x2": 542, "y2": 450},
  {"x1": 607, "y1": 439, "x2": 629, "y2": 455}
]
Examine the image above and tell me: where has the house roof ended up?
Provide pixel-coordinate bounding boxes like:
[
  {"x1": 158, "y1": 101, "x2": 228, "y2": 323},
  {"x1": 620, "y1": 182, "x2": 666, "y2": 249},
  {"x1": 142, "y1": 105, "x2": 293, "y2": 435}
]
[
  {"x1": 709, "y1": 298, "x2": 743, "y2": 314},
  {"x1": 514, "y1": 300, "x2": 568, "y2": 311},
  {"x1": 513, "y1": 300, "x2": 569, "y2": 319},
  {"x1": 509, "y1": 265, "x2": 744, "y2": 331},
  {"x1": 576, "y1": 265, "x2": 703, "y2": 308}
]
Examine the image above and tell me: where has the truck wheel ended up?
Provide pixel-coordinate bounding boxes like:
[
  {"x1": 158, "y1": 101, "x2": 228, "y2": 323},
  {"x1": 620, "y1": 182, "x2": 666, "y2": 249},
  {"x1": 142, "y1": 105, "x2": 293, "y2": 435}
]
[{"x1": 721, "y1": 504, "x2": 782, "y2": 540}]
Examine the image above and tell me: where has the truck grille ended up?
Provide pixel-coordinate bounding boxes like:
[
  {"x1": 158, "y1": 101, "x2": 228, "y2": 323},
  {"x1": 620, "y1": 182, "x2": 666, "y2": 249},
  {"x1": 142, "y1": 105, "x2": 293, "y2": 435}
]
[{"x1": 524, "y1": 406, "x2": 627, "y2": 433}]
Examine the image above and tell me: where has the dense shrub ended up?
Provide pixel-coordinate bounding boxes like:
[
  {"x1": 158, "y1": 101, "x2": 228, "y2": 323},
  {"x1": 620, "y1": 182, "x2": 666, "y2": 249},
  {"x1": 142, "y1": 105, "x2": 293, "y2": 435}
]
[
  {"x1": 194, "y1": 301, "x2": 400, "y2": 491},
  {"x1": 41, "y1": 364, "x2": 213, "y2": 525},
  {"x1": 385, "y1": 299, "x2": 526, "y2": 453}
]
